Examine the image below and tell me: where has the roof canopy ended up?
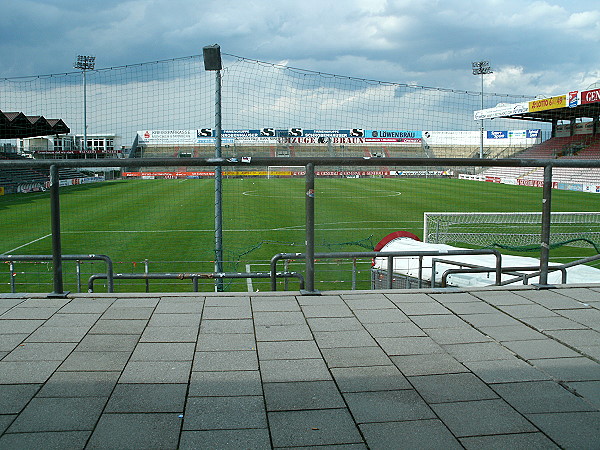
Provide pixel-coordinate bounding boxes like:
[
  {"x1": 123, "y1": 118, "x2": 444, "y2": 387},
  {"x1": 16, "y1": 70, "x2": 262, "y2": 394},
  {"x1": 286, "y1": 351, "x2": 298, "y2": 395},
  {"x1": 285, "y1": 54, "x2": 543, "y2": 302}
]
[{"x1": 0, "y1": 110, "x2": 70, "y2": 139}]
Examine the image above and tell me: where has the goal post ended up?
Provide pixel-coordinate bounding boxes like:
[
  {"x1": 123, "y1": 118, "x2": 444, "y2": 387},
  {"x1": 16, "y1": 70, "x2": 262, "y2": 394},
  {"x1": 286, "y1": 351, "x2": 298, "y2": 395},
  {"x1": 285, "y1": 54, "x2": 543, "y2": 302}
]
[
  {"x1": 267, "y1": 166, "x2": 306, "y2": 179},
  {"x1": 423, "y1": 212, "x2": 600, "y2": 248}
]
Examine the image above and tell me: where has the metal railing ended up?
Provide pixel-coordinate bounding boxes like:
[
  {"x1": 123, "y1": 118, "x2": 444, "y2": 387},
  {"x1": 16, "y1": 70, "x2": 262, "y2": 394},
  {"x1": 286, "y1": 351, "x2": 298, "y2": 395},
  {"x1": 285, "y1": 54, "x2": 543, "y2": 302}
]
[{"x1": 3, "y1": 156, "x2": 600, "y2": 295}]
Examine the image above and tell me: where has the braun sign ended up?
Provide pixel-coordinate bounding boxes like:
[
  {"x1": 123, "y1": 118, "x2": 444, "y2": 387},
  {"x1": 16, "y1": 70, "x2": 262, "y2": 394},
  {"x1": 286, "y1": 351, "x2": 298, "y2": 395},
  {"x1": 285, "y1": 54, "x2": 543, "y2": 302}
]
[{"x1": 582, "y1": 88, "x2": 600, "y2": 105}]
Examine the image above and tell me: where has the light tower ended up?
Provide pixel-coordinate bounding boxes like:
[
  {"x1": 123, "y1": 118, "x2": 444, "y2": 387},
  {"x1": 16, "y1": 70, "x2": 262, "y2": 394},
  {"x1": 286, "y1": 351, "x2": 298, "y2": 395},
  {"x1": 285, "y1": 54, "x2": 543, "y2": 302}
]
[
  {"x1": 472, "y1": 60, "x2": 493, "y2": 159},
  {"x1": 74, "y1": 55, "x2": 96, "y2": 152}
]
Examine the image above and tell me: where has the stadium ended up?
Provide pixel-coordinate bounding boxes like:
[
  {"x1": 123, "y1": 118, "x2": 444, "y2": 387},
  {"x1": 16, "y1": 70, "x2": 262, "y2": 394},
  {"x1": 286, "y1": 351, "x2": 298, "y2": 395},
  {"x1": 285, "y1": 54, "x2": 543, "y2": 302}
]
[{"x1": 1, "y1": 52, "x2": 600, "y2": 294}]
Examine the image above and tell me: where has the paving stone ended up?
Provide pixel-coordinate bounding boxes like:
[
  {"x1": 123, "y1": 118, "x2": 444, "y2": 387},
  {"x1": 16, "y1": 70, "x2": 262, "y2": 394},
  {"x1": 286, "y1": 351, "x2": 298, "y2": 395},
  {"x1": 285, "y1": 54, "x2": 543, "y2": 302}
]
[
  {"x1": 410, "y1": 372, "x2": 499, "y2": 403},
  {"x1": 203, "y1": 297, "x2": 248, "y2": 307},
  {"x1": 196, "y1": 332, "x2": 256, "y2": 351},
  {"x1": 59, "y1": 351, "x2": 131, "y2": 371},
  {"x1": 105, "y1": 383, "x2": 187, "y2": 412},
  {"x1": 460, "y1": 432, "x2": 559, "y2": 449},
  {"x1": 558, "y1": 287, "x2": 600, "y2": 304},
  {"x1": 491, "y1": 380, "x2": 596, "y2": 414},
  {"x1": 497, "y1": 304, "x2": 560, "y2": 318},
  {"x1": 3, "y1": 342, "x2": 76, "y2": 362},
  {"x1": 0, "y1": 333, "x2": 27, "y2": 351},
  {"x1": 37, "y1": 371, "x2": 120, "y2": 397},
  {"x1": 432, "y1": 398, "x2": 538, "y2": 437},
  {"x1": 148, "y1": 313, "x2": 202, "y2": 327},
  {"x1": 360, "y1": 419, "x2": 462, "y2": 449},
  {"x1": 546, "y1": 329, "x2": 600, "y2": 347},
  {"x1": 89, "y1": 319, "x2": 148, "y2": 335},
  {"x1": 296, "y1": 295, "x2": 347, "y2": 306},
  {"x1": 569, "y1": 380, "x2": 600, "y2": 410},
  {"x1": 460, "y1": 312, "x2": 522, "y2": 327},
  {"x1": 58, "y1": 299, "x2": 114, "y2": 314},
  {"x1": 199, "y1": 318, "x2": 254, "y2": 334},
  {"x1": 251, "y1": 299, "x2": 300, "y2": 312},
  {"x1": 428, "y1": 292, "x2": 480, "y2": 303},
  {"x1": 183, "y1": 396, "x2": 266, "y2": 430},
  {"x1": 552, "y1": 309, "x2": 600, "y2": 329},
  {"x1": 410, "y1": 314, "x2": 468, "y2": 329},
  {"x1": 202, "y1": 306, "x2": 252, "y2": 320},
  {"x1": 179, "y1": 429, "x2": 271, "y2": 450},
  {"x1": 385, "y1": 292, "x2": 434, "y2": 303},
  {"x1": 313, "y1": 329, "x2": 377, "y2": 348},
  {"x1": 193, "y1": 350, "x2": 258, "y2": 371},
  {"x1": 0, "y1": 431, "x2": 91, "y2": 449},
  {"x1": 0, "y1": 384, "x2": 41, "y2": 413},
  {"x1": 471, "y1": 290, "x2": 533, "y2": 306},
  {"x1": 76, "y1": 333, "x2": 140, "y2": 352},
  {"x1": 153, "y1": 301, "x2": 203, "y2": 314},
  {"x1": 44, "y1": 313, "x2": 101, "y2": 327},
  {"x1": 503, "y1": 339, "x2": 581, "y2": 359},
  {"x1": 0, "y1": 415, "x2": 15, "y2": 435},
  {"x1": 306, "y1": 317, "x2": 364, "y2": 332},
  {"x1": 426, "y1": 326, "x2": 492, "y2": 345},
  {"x1": 391, "y1": 353, "x2": 469, "y2": 376},
  {"x1": 465, "y1": 358, "x2": 551, "y2": 383},
  {"x1": 361, "y1": 321, "x2": 427, "y2": 338},
  {"x1": 257, "y1": 340, "x2": 321, "y2": 360},
  {"x1": 442, "y1": 301, "x2": 499, "y2": 315},
  {"x1": 0, "y1": 360, "x2": 62, "y2": 383},
  {"x1": 268, "y1": 408, "x2": 362, "y2": 447},
  {"x1": 331, "y1": 365, "x2": 411, "y2": 392},
  {"x1": 301, "y1": 304, "x2": 354, "y2": 318},
  {"x1": 101, "y1": 306, "x2": 154, "y2": 320},
  {"x1": 119, "y1": 360, "x2": 192, "y2": 383},
  {"x1": 344, "y1": 389, "x2": 436, "y2": 423},
  {"x1": 478, "y1": 324, "x2": 547, "y2": 342},
  {"x1": 112, "y1": 297, "x2": 160, "y2": 308},
  {"x1": 263, "y1": 380, "x2": 345, "y2": 411},
  {"x1": 443, "y1": 341, "x2": 515, "y2": 362},
  {"x1": 396, "y1": 302, "x2": 452, "y2": 315},
  {"x1": 25, "y1": 326, "x2": 91, "y2": 343},
  {"x1": 518, "y1": 289, "x2": 589, "y2": 309},
  {"x1": 87, "y1": 413, "x2": 182, "y2": 449},
  {"x1": 131, "y1": 342, "x2": 195, "y2": 361},
  {"x1": 352, "y1": 308, "x2": 409, "y2": 323},
  {"x1": 1, "y1": 307, "x2": 61, "y2": 320},
  {"x1": 0, "y1": 319, "x2": 45, "y2": 334},
  {"x1": 376, "y1": 336, "x2": 445, "y2": 356},
  {"x1": 253, "y1": 311, "x2": 307, "y2": 325},
  {"x1": 342, "y1": 295, "x2": 396, "y2": 310},
  {"x1": 139, "y1": 326, "x2": 199, "y2": 342},
  {"x1": 189, "y1": 370, "x2": 262, "y2": 396},
  {"x1": 526, "y1": 411, "x2": 600, "y2": 449},
  {"x1": 523, "y1": 315, "x2": 589, "y2": 331},
  {"x1": 530, "y1": 357, "x2": 600, "y2": 382},
  {"x1": 321, "y1": 346, "x2": 390, "y2": 368},
  {"x1": 260, "y1": 358, "x2": 332, "y2": 382},
  {"x1": 7, "y1": 397, "x2": 107, "y2": 432},
  {"x1": 255, "y1": 324, "x2": 313, "y2": 341}
]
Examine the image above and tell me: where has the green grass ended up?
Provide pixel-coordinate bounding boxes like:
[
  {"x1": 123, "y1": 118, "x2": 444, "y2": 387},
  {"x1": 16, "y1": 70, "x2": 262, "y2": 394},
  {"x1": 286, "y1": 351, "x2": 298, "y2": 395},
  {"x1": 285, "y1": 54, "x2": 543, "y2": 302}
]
[{"x1": 2, "y1": 177, "x2": 600, "y2": 293}]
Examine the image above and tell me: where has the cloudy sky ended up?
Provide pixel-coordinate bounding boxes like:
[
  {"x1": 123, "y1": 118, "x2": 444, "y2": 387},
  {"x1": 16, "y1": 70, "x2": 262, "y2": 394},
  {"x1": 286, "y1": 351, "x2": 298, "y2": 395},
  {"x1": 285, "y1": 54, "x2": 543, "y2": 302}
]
[{"x1": 1, "y1": 0, "x2": 598, "y2": 98}]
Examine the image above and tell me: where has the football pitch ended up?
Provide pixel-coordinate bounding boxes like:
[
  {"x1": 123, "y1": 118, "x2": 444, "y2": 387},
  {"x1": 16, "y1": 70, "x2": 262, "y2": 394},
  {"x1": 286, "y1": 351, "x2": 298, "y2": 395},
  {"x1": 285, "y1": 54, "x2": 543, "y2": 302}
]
[{"x1": 2, "y1": 177, "x2": 600, "y2": 292}]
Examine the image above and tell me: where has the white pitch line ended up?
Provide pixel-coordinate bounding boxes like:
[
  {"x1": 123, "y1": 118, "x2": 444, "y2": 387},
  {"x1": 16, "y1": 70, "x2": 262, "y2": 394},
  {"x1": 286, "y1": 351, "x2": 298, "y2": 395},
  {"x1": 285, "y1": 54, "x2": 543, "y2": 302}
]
[
  {"x1": 246, "y1": 264, "x2": 253, "y2": 292},
  {"x1": 2, "y1": 234, "x2": 52, "y2": 255}
]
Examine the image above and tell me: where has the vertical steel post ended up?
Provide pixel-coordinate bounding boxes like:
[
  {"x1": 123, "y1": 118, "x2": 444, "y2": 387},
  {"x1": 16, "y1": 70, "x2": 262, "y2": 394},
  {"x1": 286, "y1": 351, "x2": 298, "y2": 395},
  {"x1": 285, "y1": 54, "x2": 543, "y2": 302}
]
[
  {"x1": 304, "y1": 163, "x2": 316, "y2": 293},
  {"x1": 539, "y1": 164, "x2": 553, "y2": 285},
  {"x1": 9, "y1": 262, "x2": 15, "y2": 293},
  {"x1": 49, "y1": 165, "x2": 65, "y2": 296},
  {"x1": 214, "y1": 69, "x2": 224, "y2": 291}
]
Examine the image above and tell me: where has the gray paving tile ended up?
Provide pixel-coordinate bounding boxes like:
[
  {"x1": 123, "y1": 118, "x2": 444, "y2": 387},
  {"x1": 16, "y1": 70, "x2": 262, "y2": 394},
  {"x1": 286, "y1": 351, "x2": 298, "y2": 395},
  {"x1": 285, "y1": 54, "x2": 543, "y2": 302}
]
[
  {"x1": 3, "y1": 342, "x2": 76, "y2": 361},
  {"x1": 0, "y1": 384, "x2": 41, "y2": 414},
  {"x1": 255, "y1": 324, "x2": 313, "y2": 341},
  {"x1": 558, "y1": 287, "x2": 600, "y2": 303},
  {"x1": 183, "y1": 395, "x2": 266, "y2": 430},
  {"x1": 391, "y1": 353, "x2": 469, "y2": 376},
  {"x1": 321, "y1": 346, "x2": 390, "y2": 368},
  {"x1": 570, "y1": 380, "x2": 600, "y2": 409},
  {"x1": 385, "y1": 292, "x2": 434, "y2": 303},
  {"x1": 361, "y1": 321, "x2": 427, "y2": 337},
  {"x1": 12, "y1": 298, "x2": 69, "y2": 308},
  {"x1": 497, "y1": 304, "x2": 560, "y2": 318},
  {"x1": 25, "y1": 326, "x2": 91, "y2": 343},
  {"x1": 131, "y1": 342, "x2": 195, "y2": 361},
  {"x1": 344, "y1": 389, "x2": 436, "y2": 423},
  {"x1": 0, "y1": 333, "x2": 27, "y2": 351},
  {"x1": 546, "y1": 329, "x2": 600, "y2": 347},
  {"x1": 7, "y1": 397, "x2": 107, "y2": 432},
  {"x1": 180, "y1": 429, "x2": 271, "y2": 450},
  {"x1": 59, "y1": 350, "x2": 131, "y2": 371},
  {"x1": 58, "y1": 299, "x2": 114, "y2": 314},
  {"x1": 491, "y1": 380, "x2": 596, "y2": 414},
  {"x1": 199, "y1": 318, "x2": 254, "y2": 334},
  {"x1": 44, "y1": 313, "x2": 101, "y2": 327},
  {"x1": 251, "y1": 298, "x2": 300, "y2": 312},
  {"x1": 552, "y1": 309, "x2": 600, "y2": 330},
  {"x1": 376, "y1": 336, "x2": 444, "y2": 355},
  {"x1": 119, "y1": 360, "x2": 192, "y2": 383},
  {"x1": 478, "y1": 324, "x2": 547, "y2": 342},
  {"x1": 443, "y1": 341, "x2": 515, "y2": 362},
  {"x1": 460, "y1": 312, "x2": 522, "y2": 327},
  {"x1": 432, "y1": 399, "x2": 538, "y2": 437},
  {"x1": 101, "y1": 306, "x2": 154, "y2": 320},
  {"x1": 426, "y1": 326, "x2": 492, "y2": 345},
  {"x1": 112, "y1": 297, "x2": 160, "y2": 308},
  {"x1": 296, "y1": 295, "x2": 346, "y2": 306},
  {"x1": 263, "y1": 380, "x2": 345, "y2": 411},
  {"x1": 193, "y1": 350, "x2": 258, "y2": 371},
  {"x1": 314, "y1": 329, "x2": 377, "y2": 348},
  {"x1": 105, "y1": 383, "x2": 187, "y2": 412},
  {"x1": 87, "y1": 413, "x2": 182, "y2": 449},
  {"x1": 89, "y1": 319, "x2": 148, "y2": 334},
  {"x1": 342, "y1": 295, "x2": 395, "y2": 310},
  {"x1": 352, "y1": 308, "x2": 409, "y2": 323},
  {"x1": 442, "y1": 301, "x2": 499, "y2": 315},
  {"x1": 139, "y1": 326, "x2": 199, "y2": 342},
  {"x1": 268, "y1": 408, "x2": 362, "y2": 447},
  {"x1": 306, "y1": 317, "x2": 364, "y2": 332},
  {"x1": 254, "y1": 311, "x2": 307, "y2": 325},
  {"x1": 0, "y1": 415, "x2": 15, "y2": 435},
  {"x1": 524, "y1": 315, "x2": 589, "y2": 331},
  {"x1": 519, "y1": 289, "x2": 590, "y2": 309},
  {"x1": 460, "y1": 432, "x2": 559, "y2": 449},
  {"x1": 360, "y1": 419, "x2": 462, "y2": 450},
  {"x1": 76, "y1": 333, "x2": 140, "y2": 352},
  {"x1": 396, "y1": 302, "x2": 452, "y2": 315},
  {"x1": 257, "y1": 340, "x2": 321, "y2": 360},
  {"x1": 331, "y1": 365, "x2": 411, "y2": 392},
  {"x1": 37, "y1": 371, "x2": 120, "y2": 398},
  {"x1": 189, "y1": 370, "x2": 262, "y2": 396},
  {"x1": 202, "y1": 306, "x2": 252, "y2": 319},
  {"x1": 301, "y1": 304, "x2": 354, "y2": 318},
  {"x1": 530, "y1": 357, "x2": 600, "y2": 382},
  {"x1": 0, "y1": 431, "x2": 91, "y2": 449},
  {"x1": 203, "y1": 296, "x2": 248, "y2": 307},
  {"x1": 526, "y1": 411, "x2": 600, "y2": 449},
  {"x1": 260, "y1": 358, "x2": 332, "y2": 382},
  {"x1": 0, "y1": 360, "x2": 62, "y2": 383},
  {"x1": 148, "y1": 313, "x2": 202, "y2": 327},
  {"x1": 465, "y1": 358, "x2": 551, "y2": 383},
  {"x1": 471, "y1": 290, "x2": 534, "y2": 306},
  {"x1": 196, "y1": 332, "x2": 256, "y2": 351},
  {"x1": 428, "y1": 292, "x2": 480, "y2": 303},
  {"x1": 410, "y1": 372, "x2": 499, "y2": 403},
  {"x1": 1, "y1": 306, "x2": 60, "y2": 320},
  {"x1": 503, "y1": 338, "x2": 581, "y2": 359},
  {"x1": 153, "y1": 300, "x2": 203, "y2": 314},
  {"x1": 0, "y1": 319, "x2": 44, "y2": 334},
  {"x1": 410, "y1": 314, "x2": 468, "y2": 329}
]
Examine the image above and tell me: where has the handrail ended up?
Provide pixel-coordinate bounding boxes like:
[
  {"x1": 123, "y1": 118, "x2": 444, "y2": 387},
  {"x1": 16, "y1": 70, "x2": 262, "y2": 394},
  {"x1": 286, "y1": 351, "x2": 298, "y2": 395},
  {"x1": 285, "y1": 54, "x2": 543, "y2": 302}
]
[{"x1": 441, "y1": 265, "x2": 568, "y2": 287}]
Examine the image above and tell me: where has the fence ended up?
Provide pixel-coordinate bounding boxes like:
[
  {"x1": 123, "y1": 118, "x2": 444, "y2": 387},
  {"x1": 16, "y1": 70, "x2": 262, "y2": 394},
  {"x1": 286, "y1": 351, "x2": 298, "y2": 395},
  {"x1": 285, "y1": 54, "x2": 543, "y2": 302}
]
[{"x1": 2, "y1": 156, "x2": 600, "y2": 295}]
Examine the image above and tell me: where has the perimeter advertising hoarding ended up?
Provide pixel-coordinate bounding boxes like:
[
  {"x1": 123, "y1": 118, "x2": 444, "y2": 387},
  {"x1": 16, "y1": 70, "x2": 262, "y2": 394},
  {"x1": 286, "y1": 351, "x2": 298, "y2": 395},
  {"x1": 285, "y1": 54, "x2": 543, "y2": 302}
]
[
  {"x1": 529, "y1": 95, "x2": 567, "y2": 112},
  {"x1": 581, "y1": 88, "x2": 600, "y2": 105},
  {"x1": 473, "y1": 102, "x2": 529, "y2": 120}
]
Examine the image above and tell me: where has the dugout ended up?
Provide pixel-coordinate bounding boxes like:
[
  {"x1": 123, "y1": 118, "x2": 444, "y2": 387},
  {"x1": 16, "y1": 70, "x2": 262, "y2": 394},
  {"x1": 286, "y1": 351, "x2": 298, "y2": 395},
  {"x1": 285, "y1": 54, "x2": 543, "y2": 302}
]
[{"x1": 371, "y1": 232, "x2": 600, "y2": 289}]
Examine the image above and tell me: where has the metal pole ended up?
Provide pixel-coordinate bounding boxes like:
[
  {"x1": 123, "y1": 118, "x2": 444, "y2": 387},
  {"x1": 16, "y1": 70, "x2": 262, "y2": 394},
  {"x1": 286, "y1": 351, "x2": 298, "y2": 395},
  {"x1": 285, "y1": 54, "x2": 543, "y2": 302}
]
[
  {"x1": 214, "y1": 69, "x2": 224, "y2": 291},
  {"x1": 480, "y1": 73, "x2": 484, "y2": 159},
  {"x1": 83, "y1": 69, "x2": 87, "y2": 152},
  {"x1": 304, "y1": 163, "x2": 316, "y2": 293},
  {"x1": 539, "y1": 164, "x2": 553, "y2": 285},
  {"x1": 9, "y1": 262, "x2": 15, "y2": 293},
  {"x1": 49, "y1": 165, "x2": 66, "y2": 296}
]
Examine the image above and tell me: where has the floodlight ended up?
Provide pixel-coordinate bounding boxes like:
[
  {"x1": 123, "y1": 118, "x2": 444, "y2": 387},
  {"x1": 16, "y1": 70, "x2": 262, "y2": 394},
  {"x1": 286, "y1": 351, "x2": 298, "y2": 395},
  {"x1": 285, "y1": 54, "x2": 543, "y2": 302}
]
[{"x1": 203, "y1": 45, "x2": 222, "y2": 71}]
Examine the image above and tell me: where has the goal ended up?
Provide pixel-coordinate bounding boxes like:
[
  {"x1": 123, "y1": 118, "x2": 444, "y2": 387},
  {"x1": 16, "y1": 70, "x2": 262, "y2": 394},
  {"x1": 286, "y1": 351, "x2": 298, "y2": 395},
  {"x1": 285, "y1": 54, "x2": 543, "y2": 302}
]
[
  {"x1": 267, "y1": 166, "x2": 305, "y2": 179},
  {"x1": 423, "y1": 212, "x2": 600, "y2": 248}
]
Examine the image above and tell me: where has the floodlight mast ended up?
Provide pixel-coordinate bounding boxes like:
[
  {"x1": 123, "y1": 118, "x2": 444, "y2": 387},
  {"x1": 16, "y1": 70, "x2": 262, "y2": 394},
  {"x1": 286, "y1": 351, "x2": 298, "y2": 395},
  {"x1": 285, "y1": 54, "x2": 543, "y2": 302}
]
[
  {"x1": 74, "y1": 55, "x2": 96, "y2": 153},
  {"x1": 472, "y1": 61, "x2": 493, "y2": 159},
  {"x1": 203, "y1": 45, "x2": 224, "y2": 292}
]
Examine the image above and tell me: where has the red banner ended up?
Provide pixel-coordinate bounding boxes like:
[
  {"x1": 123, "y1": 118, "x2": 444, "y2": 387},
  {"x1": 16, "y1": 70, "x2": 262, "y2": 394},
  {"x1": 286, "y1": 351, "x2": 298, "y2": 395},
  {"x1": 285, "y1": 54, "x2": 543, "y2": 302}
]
[{"x1": 581, "y1": 88, "x2": 600, "y2": 105}]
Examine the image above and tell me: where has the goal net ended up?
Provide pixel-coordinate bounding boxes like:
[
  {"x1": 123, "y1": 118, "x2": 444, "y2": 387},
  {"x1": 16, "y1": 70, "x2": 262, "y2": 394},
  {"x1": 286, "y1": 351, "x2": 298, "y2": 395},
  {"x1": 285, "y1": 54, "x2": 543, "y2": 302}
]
[
  {"x1": 423, "y1": 212, "x2": 600, "y2": 249},
  {"x1": 267, "y1": 166, "x2": 306, "y2": 179}
]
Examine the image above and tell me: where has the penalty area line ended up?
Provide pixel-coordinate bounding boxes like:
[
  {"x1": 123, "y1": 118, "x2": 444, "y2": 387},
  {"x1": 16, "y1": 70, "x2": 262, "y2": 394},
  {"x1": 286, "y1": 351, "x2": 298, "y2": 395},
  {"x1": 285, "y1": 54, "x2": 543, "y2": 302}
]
[{"x1": 2, "y1": 234, "x2": 52, "y2": 255}]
